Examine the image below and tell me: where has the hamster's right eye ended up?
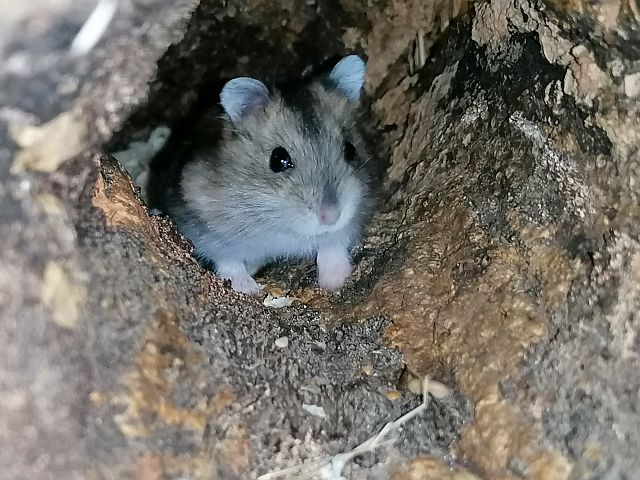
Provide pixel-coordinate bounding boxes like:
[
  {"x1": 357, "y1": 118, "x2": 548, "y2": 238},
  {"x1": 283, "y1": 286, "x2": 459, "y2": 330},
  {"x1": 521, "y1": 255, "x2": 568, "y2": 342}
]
[{"x1": 270, "y1": 146, "x2": 295, "y2": 173}]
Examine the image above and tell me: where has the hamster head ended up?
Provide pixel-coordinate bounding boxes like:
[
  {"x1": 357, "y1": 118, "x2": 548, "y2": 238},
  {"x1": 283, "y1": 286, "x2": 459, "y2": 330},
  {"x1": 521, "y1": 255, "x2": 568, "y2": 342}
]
[{"x1": 214, "y1": 55, "x2": 372, "y2": 239}]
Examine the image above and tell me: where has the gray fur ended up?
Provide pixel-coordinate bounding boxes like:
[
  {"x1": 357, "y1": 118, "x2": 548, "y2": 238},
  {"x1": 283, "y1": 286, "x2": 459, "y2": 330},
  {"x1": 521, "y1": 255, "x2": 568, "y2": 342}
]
[{"x1": 166, "y1": 56, "x2": 373, "y2": 293}]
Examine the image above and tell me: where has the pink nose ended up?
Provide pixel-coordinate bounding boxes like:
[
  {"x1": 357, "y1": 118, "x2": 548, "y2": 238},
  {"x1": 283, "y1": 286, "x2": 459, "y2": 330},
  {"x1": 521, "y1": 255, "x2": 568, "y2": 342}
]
[{"x1": 318, "y1": 207, "x2": 340, "y2": 225}]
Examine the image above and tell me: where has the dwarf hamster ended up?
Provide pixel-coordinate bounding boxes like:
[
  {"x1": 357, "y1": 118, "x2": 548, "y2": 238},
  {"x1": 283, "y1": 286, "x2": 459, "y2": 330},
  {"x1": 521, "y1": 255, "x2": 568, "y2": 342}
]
[{"x1": 163, "y1": 55, "x2": 374, "y2": 295}]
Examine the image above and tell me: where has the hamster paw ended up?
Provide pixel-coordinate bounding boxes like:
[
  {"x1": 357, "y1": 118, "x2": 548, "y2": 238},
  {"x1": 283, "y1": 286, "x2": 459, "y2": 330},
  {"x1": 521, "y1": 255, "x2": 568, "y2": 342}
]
[
  {"x1": 317, "y1": 246, "x2": 352, "y2": 291},
  {"x1": 216, "y1": 261, "x2": 262, "y2": 296},
  {"x1": 228, "y1": 275, "x2": 262, "y2": 296}
]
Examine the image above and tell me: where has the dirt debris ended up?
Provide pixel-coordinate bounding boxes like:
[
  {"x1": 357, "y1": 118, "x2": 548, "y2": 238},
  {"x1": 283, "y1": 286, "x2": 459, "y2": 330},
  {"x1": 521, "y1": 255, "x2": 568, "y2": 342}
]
[{"x1": 1, "y1": 0, "x2": 640, "y2": 479}]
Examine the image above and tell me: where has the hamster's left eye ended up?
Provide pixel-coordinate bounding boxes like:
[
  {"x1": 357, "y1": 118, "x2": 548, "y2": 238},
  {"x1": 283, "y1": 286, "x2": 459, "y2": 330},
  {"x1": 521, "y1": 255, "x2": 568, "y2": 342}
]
[
  {"x1": 344, "y1": 141, "x2": 356, "y2": 163},
  {"x1": 270, "y1": 146, "x2": 295, "y2": 173}
]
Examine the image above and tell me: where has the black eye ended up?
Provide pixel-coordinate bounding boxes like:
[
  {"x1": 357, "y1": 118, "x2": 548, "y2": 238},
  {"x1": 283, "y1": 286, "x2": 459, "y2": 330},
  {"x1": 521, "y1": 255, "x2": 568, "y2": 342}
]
[
  {"x1": 344, "y1": 141, "x2": 356, "y2": 163},
  {"x1": 270, "y1": 146, "x2": 294, "y2": 173}
]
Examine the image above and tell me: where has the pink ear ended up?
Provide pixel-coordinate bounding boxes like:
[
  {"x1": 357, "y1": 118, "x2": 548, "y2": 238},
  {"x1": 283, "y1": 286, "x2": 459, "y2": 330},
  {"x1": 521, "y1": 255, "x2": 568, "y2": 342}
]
[{"x1": 220, "y1": 77, "x2": 269, "y2": 122}]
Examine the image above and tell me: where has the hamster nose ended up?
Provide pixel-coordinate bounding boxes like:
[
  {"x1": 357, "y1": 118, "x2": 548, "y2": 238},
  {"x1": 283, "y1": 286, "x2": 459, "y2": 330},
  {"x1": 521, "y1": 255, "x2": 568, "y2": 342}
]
[
  {"x1": 317, "y1": 186, "x2": 340, "y2": 225},
  {"x1": 318, "y1": 207, "x2": 340, "y2": 225}
]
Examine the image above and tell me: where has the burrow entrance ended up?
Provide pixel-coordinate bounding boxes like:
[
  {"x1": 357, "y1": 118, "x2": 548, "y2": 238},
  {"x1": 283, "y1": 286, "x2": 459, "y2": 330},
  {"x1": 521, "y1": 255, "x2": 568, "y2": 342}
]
[
  {"x1": 4, "y1": 0, "x2": 637, "y2": 479},
  {"x1": 96, "y1": 3, "x2": 477, "y2": 479}
]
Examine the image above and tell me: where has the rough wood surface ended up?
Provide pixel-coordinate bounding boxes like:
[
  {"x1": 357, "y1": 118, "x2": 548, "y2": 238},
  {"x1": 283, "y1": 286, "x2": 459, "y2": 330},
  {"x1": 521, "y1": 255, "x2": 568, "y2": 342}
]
[{"x1": 1, "y1": 1, "x2": 639, "y2": 479}]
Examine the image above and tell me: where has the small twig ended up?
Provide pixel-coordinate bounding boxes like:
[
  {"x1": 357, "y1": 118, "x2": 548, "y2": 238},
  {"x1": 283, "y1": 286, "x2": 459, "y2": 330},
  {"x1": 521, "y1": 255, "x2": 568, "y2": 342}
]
[
  {"x1": 320, "y1": 378, "x2": 430, "y2": 479},
  {"x1": 258, "y1": 377, "x2": 432, "y2": 480},
  {"x1": 416, "y1": 29, "x2": 427, "y2": 70},
  {"x1": 70, "y1": 0, "x2": 119, "y2": 57}
]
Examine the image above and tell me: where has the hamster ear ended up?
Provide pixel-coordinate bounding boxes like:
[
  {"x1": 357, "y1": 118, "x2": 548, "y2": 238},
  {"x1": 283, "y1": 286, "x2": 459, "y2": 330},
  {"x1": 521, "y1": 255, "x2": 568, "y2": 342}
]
[
  {"x1": 220, "y1": 77, "x2": 270, "y2": 122},
  {"x1": 328, "y1": 55, "x2": 366, "y2": 101}
]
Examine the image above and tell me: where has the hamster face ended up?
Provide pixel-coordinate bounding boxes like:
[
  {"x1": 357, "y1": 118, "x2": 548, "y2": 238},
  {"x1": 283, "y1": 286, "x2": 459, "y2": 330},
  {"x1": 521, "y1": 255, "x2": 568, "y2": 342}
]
[{"x1": 215, "y1": 84, "x2": 370, "y2": 238}]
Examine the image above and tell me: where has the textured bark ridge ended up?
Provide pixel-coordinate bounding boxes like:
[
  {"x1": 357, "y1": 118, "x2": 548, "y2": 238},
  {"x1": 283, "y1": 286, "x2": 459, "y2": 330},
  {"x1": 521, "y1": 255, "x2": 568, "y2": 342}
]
[{"x1": 1, "y1": 1, "x2": 639, "y2": 479}]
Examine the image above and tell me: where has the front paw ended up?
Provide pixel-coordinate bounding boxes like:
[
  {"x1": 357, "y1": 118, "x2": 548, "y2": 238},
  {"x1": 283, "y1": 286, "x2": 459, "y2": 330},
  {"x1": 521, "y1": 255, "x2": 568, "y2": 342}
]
[
  {"x1": 216, "y1": 261, "x2": 262, "y2": 296},
  {"x1": 317, "y1": 247, "x2": 352, "y2": 291},
  {"x1": 227, "y1": 274, "x2": 262, "y2": 296}
]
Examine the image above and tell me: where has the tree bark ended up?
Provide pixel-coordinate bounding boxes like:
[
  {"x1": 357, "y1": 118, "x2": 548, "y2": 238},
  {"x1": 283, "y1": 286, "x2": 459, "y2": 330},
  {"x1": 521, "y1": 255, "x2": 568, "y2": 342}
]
[{"x1": 1, "y1": 1, "x2": 639, "y2": 479}]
